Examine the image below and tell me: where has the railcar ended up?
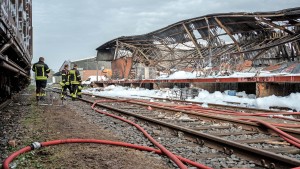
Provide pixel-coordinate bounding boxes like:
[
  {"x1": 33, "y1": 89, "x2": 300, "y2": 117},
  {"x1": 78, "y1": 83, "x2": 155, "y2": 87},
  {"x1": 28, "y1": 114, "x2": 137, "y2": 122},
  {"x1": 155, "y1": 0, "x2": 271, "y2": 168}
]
[{"x1": 0, "y1": 0, "x2": 32, "y2": 103}]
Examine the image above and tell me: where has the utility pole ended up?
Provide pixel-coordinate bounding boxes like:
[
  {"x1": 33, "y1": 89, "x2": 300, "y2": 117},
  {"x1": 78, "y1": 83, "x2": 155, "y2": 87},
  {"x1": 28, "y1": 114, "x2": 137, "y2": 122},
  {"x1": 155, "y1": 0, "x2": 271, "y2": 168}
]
[{"x1": 96, "y1": 61, "x2": 99, "y2": 82}]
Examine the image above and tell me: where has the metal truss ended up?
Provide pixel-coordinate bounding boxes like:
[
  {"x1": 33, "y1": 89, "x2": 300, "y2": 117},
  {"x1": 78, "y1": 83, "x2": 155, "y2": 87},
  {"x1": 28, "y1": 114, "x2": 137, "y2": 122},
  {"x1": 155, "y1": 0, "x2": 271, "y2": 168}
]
[{"x1": 96, "y1": 7, "x2": 300, "y2": 79}]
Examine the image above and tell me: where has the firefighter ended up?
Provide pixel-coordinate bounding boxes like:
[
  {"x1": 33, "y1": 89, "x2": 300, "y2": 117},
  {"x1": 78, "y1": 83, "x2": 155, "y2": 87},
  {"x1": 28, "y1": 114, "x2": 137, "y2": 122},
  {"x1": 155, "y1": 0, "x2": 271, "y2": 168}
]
[
  {"x1": 32, "y1": 57, "x2": 50, "y2": 101},
  {"x1": 60, "y1": 64, "x2": 72, "y2": 100},
  {"x1": 69, "y1": 64, "x2": 81, "y2": 100}
]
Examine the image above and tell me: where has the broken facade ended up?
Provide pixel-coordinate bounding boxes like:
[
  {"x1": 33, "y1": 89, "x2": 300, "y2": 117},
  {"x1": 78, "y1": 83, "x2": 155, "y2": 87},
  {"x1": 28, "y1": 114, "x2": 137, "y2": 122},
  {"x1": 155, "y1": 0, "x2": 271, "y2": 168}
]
[{"x1": 95, "y1": 7, "x2": 300, "y2": 97}]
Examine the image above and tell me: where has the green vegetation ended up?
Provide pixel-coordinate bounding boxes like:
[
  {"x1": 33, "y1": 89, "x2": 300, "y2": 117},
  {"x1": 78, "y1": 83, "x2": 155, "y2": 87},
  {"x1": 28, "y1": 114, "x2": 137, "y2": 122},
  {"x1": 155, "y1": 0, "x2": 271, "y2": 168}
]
[{"x1": 6, "y1": 95, "x2": 48, "y2": 169}]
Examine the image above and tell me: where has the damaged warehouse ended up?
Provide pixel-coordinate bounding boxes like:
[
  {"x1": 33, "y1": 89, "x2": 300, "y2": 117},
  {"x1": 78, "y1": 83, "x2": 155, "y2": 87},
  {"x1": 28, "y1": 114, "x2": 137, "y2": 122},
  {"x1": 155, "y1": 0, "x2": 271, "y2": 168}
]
[
  {"x1": 95, "y1": 7, "x2": 300, "y2": 97},
  {"x1": 4, "y1": 2, "x2": 300, "y2": 169}
]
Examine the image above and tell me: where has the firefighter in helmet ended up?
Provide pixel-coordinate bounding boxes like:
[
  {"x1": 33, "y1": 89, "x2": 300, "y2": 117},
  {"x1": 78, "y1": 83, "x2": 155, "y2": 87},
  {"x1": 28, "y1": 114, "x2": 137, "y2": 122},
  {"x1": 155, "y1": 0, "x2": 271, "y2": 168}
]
[
  {"x1": 69, "y1": 64, "x2": 81, "y2": 100},
  {"x1": 32, "y1": 57, "x2": 50, "y2": 101},
  {"x1": 60, "y1": 64, "x2": 72, "y2": 100}
]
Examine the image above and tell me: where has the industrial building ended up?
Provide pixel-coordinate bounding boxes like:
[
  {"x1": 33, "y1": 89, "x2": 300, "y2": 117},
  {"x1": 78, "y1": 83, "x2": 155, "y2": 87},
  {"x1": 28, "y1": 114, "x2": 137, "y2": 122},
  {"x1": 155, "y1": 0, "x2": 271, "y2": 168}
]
[
  {"x1": 95, "y1": 7, "x2": 300, "y2": 98},
  {"x1": 53, "y1": 57, "x2": 111, "y2": 83}
]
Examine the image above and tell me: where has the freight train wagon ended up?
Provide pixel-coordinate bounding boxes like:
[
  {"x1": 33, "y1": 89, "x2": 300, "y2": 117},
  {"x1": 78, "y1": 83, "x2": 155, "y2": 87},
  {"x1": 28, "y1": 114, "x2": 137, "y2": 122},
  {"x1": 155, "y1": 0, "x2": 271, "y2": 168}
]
[{"x1": 0, "y1": 0, "x2": 32, "y2": 103}]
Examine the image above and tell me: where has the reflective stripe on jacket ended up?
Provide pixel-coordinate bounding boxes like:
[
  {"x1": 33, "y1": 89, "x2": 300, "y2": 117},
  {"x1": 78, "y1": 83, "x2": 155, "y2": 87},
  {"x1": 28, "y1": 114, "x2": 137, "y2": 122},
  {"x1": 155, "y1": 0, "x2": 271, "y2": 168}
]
[
  {"x1": 32, "y1": 61, "x2": 50, "y2": 81},
  {"x1": 69, "y1": 69, "x2": 81, "y2": 84},
  {"x1": 61, "y1": 69, "x2": 70, "y2": 85}
]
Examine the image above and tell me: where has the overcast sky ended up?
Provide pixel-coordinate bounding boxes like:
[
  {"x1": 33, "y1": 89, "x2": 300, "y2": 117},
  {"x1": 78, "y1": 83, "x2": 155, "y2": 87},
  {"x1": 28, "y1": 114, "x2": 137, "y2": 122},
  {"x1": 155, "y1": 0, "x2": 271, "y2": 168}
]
[{"x1": 32, "y1": 0, "x2": 300, "y2": 72}]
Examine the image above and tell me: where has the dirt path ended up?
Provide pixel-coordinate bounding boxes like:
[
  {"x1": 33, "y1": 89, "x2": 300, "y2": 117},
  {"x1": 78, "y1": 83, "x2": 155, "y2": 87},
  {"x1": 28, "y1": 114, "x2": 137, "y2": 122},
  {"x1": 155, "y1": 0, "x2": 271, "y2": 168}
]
[{"x1": 1, "y1": 91, "x2": 172, "y2": 169}]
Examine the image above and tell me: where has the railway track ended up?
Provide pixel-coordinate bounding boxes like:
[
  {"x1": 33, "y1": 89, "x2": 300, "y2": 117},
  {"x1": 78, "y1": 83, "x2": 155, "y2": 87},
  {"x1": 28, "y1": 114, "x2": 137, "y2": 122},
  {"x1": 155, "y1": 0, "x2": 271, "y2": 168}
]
[
  {"x1": 84, "y1": 93, "x2": 300, "y2": 138},
  {"x1": 0, "y1": 99, "x2": 11, "y2": 110},
  {"x1": 116, "y1": 94, "x2": 298, "y2": 114},
  {"x1": 48, "y1": 88, "x2": 300, "y2": 168}
]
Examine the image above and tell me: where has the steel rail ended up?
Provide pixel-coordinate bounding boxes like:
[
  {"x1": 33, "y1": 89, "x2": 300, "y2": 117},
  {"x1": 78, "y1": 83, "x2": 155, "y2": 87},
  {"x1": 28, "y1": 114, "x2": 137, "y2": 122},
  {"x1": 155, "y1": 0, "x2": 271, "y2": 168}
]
[
  {"x1": 147, "y1": 96, "x2": 293, "y2": 113},
  {"x1": 83, "y1": 93, "x2": 300, "y2": 138},
  {"x1": 77, "y1": 96, "x2": 300, "y2": 168},
  {"x1": 50, "y1": 88, "x2": 300, "y2": 168},
  {"x1": 0, "y1": 99, "x2": 11, "y2": 110}
]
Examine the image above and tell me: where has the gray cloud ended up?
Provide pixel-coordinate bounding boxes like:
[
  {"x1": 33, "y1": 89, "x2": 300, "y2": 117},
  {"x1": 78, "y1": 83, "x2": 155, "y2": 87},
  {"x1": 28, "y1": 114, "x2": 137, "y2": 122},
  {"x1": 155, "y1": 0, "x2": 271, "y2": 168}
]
[{"x1": 32, "y1": 0, "x2": 300, "y2": 71}]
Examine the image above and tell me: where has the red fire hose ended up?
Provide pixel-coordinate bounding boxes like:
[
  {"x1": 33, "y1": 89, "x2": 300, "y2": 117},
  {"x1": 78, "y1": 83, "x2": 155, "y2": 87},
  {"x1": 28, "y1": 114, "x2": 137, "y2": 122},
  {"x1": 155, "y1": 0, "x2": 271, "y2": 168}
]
[
  {"x1": 135, "y1": 100, "x2": 300, "y2": 128},
  {"x1": 132, "y1": 99, "x2": 300, "y2": 147},
  {"x1": 240, "y1": 118, "x2": 300, "y2": 148},
  {"x1": 3, "y1": 99, "x2": 212, "y2": 169},
  {"x1": 92, "y1": 100, "x2": 188, "y2": 168},
  {"x1": 94, "y1": 99, "x2": 300, "y2": 168},
  {"x1": 2, "y1": 139, "x2": 212, "y2": 169}
]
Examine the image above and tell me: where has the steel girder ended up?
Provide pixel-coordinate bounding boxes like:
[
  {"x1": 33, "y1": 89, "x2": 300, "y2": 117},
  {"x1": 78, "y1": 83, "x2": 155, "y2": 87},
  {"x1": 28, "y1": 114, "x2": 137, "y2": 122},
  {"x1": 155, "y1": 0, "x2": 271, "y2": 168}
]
[{"x1": 96, "y1": 7, "x2": 300, "y2": 79}]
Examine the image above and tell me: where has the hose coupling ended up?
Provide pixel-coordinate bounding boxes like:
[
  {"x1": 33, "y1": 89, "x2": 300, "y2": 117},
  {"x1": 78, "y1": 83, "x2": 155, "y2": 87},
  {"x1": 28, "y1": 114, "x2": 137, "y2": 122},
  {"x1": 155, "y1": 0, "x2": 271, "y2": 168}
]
[{"x1": 30, "y1": 142, "x2": 42, "y2": 150}]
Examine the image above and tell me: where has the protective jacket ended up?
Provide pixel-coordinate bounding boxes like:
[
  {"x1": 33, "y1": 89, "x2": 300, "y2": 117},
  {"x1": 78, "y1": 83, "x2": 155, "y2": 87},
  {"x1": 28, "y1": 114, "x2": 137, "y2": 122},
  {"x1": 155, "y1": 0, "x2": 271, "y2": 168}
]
[
  {"x1": 32, "y1": 61, "x2": 50, "y2": 80},
  {"x1": 61, "y1": 69, "x2": 70, "y2": 85},
  {"x1": 69, "y1": 68, "x2": 81, "y2": 84}
]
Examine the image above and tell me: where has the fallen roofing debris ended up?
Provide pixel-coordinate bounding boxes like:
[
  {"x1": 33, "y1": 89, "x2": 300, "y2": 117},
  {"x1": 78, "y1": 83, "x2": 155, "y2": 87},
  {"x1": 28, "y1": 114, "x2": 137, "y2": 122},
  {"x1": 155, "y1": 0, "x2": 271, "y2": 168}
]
[{"x1": 96, "y1": 7, "x2": 300, "y2": 80}]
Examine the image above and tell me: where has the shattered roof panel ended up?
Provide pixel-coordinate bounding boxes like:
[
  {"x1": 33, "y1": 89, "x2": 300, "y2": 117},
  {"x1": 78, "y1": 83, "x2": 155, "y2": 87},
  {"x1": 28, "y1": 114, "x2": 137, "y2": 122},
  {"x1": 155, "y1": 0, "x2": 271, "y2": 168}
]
[
  {"x1": 97, "y1": 7, "x2": 300, "y2": 51},
  {"x1": 96, "y1": 7, "x2": 300, "y2": 77}
]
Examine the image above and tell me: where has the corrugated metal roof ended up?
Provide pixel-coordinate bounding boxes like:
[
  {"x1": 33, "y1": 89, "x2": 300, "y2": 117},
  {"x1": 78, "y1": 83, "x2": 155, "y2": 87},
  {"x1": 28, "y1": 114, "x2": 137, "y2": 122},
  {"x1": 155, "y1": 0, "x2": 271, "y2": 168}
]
[{"x1": 95, "y1": 7, "x2": 300, "y2": 78}]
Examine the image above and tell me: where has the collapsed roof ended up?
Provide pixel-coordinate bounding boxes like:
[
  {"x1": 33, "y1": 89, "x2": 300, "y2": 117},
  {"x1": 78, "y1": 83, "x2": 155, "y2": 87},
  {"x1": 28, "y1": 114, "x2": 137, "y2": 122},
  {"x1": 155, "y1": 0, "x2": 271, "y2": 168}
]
[{"x1": 96, "y1": 7, "x2": 300, "y2": 78}]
